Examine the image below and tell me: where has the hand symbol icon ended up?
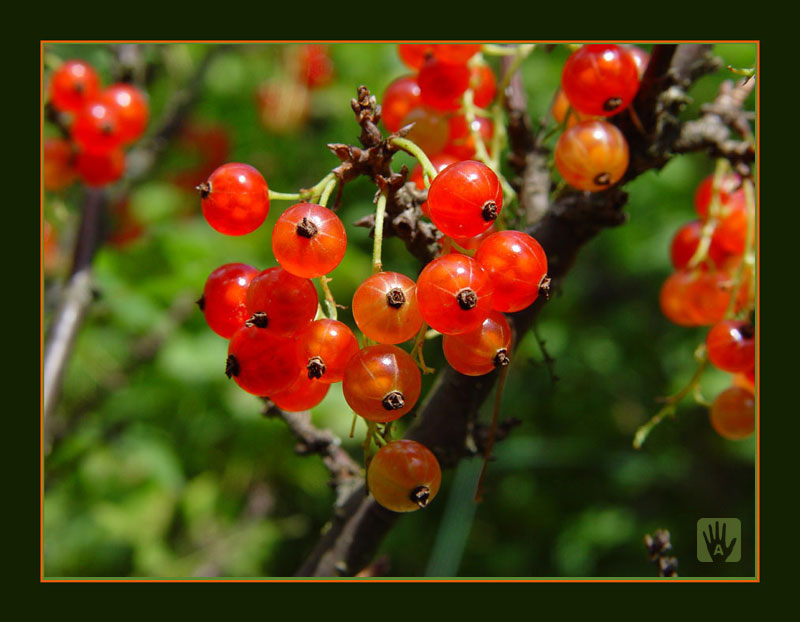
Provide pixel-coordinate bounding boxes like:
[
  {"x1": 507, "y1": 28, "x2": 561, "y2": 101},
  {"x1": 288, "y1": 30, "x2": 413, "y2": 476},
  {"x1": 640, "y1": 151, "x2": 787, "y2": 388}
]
[{"x1": 703, "y1": 520, "x2": 737, "y2": 562}]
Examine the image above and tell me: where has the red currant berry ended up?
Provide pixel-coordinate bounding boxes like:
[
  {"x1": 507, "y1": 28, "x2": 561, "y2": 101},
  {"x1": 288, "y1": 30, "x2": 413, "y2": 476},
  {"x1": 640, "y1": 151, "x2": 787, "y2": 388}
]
[
  {"x1": 401, "y1": 106, "x2": 450, "y2": 156},
  {"x1": 733, "y1": 367, "x2": 756, "y2": 395},
  {"x1": 272, "y1": 203, "x2": 347, "y2": 278},
  {"x1": 226, "y1": 326, "x2": 301, "y2": 396},
  {"x1": 107, "y1": 196, "x2": 145, "y2": 248},
  {"x1": 397, "y1": 44, "x2": 434, "y2": 70},
  {"x1": 706, "y1": 320, "x2": 755, "y2": 373},
  {"x1": 694, "y1": 173, "x2": 741, "y2": 219},
  {"x1": 381, "y1": 75, "x2": 422, "y2": 133},
  {"x1": 269, "y1": 369, "x2": 330, "y2": 412},
  {"x1": 71, "y1": 100, "x2": 125, "y2": 154},
  {"x1": 561, "y1": 44, "x2": 640, "y2": 117},
  {"x1": 659, "y1": 270, "x2": 701, "y2": 327},
  {"x1": 551, "y1": 88, "x2": 594, "y2": 128},
  {"x1": 245, "y1": 267, "x2": 318, "y2": 336},
  {"x1": 447, "y1": 223, "x2": 497, "y2": 252},
  {"x1": 626, "y1": 45, "x2": 650, "y2": 79},
  {"x1": 49, "y1": 59, "x2": 101, "y2": 113},
  {"x1": 427, "y1": 160, "x2": 503, "y2": 238},
  {"x1": 75, "y1": 148, "x2": 126, "y2": 187},
  {"x1": 686, "y1": 271, "x2": 738, "y2": 326},
  {"x1": 409, "y1": 153, "x2": 458, "y2": 217},
  {"x1": 474, "y1": 230, "x2": 548, "y2": 312},
  {"x1": 554, "y1": 120, "x2": 629, "y2": 192},
  {"x1": 418, "y1": 57, "x2": 471, "y2": 112},
  {"x1": 443, "y1": 310, "x2": 512, "y2": 376},
  {"x1": 469, "y1": 61, "x2": 497, "y2": 108},
  {"x1": 709, "y1": 386, "x2": 755, "y2": 440},
  {"x1": 43, "y1": 137, "x2": 76, "y2": 191},
  {"x1": 368, "y1": 440, "x2": 442, "y2": 512},
  {"x1": 443, "y1": 115, "x2": 494, "y2": 161},
  {"x1": 201, "y1": 262, "x2": 259, "y2": 338},
  {"x1": 352, "y1": 272, "x2": 424, "y2": 344},
  {"x1": 712, "y1": 198, "x2": 749, "y2": 255},
  {"x1": 670, "y1": 220, "x2": 731, "y2": 270},
  {"x1": 198, "y1": 163, "x2": 270, "y2": 236},
  {"x1": 296, "y1": 319, "x2": 360, "y2": 384},
  {"x1": 294, "y1": 44, "x2": 334, "y2": 89},
  {"x1": 342, "y1": 345, "x2": 422, "y2": 422},
  {"x1": 101, "y1": 84, "x2": 149, "y2": 144},
  {"x1": 431, "y1": 44, "x2": 481, "y2": 65},
  {"x1": 416, "y1": 253, "x2": 494, "y2": 335}
]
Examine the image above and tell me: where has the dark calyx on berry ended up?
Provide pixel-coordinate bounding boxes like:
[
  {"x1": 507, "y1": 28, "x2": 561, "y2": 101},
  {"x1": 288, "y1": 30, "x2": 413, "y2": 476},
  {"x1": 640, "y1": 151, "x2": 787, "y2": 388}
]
[
  {"x1": 739, "y1": 323, "x2": 755, "y2": 339},
  {"x1": 382, "y1": 390, "x2": 405, "y2": 411},
  {"x1": 593, "y1": 172, "x2": 612, "y2": 186},
  {"x1": 603, "y1": 96, "x2": 623, "y2": 112},
  {"x1": 225, "y1": 354, "x2": 240, "y2": 378},
  {"x1": 307, "y1": 356, "x2": 327, "y2": 379},
  {"x1": 410, "y1": 485, "x2": 431, "y2": 508},
  {"x1": 296, "y1": 217, "x2": 319, "y2": 238},
  {"x1": 494, "y1": 348, "x2": 510, "y2": 368},
  {"x1": 245, "y1": 312, "x2": 269, "y2": 328},
  {"x1": 195, "y1": 294, "x2": 205, "y2": 311},
  {"x1": 386, "y1": 288, "x2": 406, "y2": 308},
  {"x1": 481, "y1": 201, "x2": 498, "y2": 222},
  {"x1": 456, "y1": 288, "x2": 478, "y2": 310},
  {"x1": 538, "y1": 275, "x2": 552, "y2": 300},
  {"x1": 196, "y1": 182, "x2": 211, "y2": 199}
]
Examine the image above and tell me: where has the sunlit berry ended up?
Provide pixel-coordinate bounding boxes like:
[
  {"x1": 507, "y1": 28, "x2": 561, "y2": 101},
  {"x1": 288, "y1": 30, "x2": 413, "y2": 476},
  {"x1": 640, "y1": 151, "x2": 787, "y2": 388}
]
[
  {"x1": 469, "y1": 61, "x2": 497, "y2": 108},
  {"x1": 342, "y1": 345, "x2": 422, "y2": 422},
  {"x1": 226, "y1": 326, "x2": 301, "y2": 396},
  {"x1": 401, "y1": 106, "x2": 450, "y2": 156},
  {"x1": 102, "y1": 83, "x2": 149, "y2": 144},
  {"x1": 49, "y1": 59, "x2": 101, "y2": 113},
  {"x1": 551, "y1": 88, "x2": 594, "y2": 128},
  {"x1": 443, "y1": 310, "x2": 512, "y2": 376},
  {"x1": 474, "y1": 230, "x2": 548, "y2": 312},
  {"x1": 43, "y1": 137, "x2": 76, "y2": 191},
  {"x1": 626, "y1": 45, "x2": 650, "y2": 79},
  {"x1": 272, "y1": 203, "x2": 347, "y2": 278},
  {"x1": 269, "y1": 369, "x2": 330, "y2": 412},
  {"x1": 201, "y1": 263, "x2": 260, "y2": 338},
  {"x1": 443, "y1": 115, "x2": 494, "y2": 161},
  {"x1": 381, "y1": 75, "x2": 422, "y2": 133},
  {"x1": 427, "y1": 160, "x2": 503, "y2": 238},
  {"x1": 397, "y1": 44, "x2": 434, "y2": 70},
  {"x1": 709, "y1": 386, "x2": 755, "y2": 440},
  {"x1": 409, "y1": 153, "x2": 458, "y2": 217},
  {"x1": 554, "y1": 120, "x2": 629, "y2": 192},
  {"x1": 418, "y1": 57, "x2": 471, "y2": 111},
  {"x1": 431, "y1": 44, "x2": 482, "y2": 64},
  {"x1": 561, "y1": 44, "x2": 640, "y2": 117},
  {"x1": 296, "y1": 319, "x2": 360, "y2": 384},
  {"x1": 670, "y1": 220, "x2": 731, "y2": 270},
  {"x1": 706, "y1": 320, "x2": 755, "y2": 374},
  {"x1": 199, "y1": 163, "x2": 270, "y2": 236},
  {"x1": 75, "y1": 148, "x2": 126, "y2": 187},
  {"x1": 245, "y1": 267, "x2": 318, "y2": 336},
  {"x1": 416, "y1": 253, "x2": 494, "y2": 335},
  {"x1": 694, "y1": 173, "x2": 741, "y2": 220},
  {"x1": 352, "y1": 272, "x2": 424, "y2": 344},
  {"x1": 368, "y1": 440, "x2": 442, "y2": 512},
  {"x1": 71, "y1": 100, "x2": 125, "y2": 154}
]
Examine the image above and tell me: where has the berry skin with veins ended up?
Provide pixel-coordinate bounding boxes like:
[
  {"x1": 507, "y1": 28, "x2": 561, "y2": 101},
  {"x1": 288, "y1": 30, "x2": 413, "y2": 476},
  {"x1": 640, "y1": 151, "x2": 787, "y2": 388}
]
[
  {"x1": 269, "y1": 370, "x2": 330, "y2": 412},
  {"x1": 443, "y1": 310, "x2": 512, "y2": 376},
  {"x1": 409, "y1": 153, "x2": 458, "y2": 217},
  {"x1": 49, "y1": 59, "x2": 101, "y2": 113},
  {"x1": 426, "y1": 160, "x2": 503, "y2": 239},
  {"x1": 416, "y1": 253, "x2": 494, "y2": 335},
  {"x1": 272, "y1": 203, "x2": 347, "y2": 278},
  {"x1": 709, "y1": 386, "x2": 755, "y2": 440},
  {"x1": 352, "y1": 272, "x2": 424, "y2": 344},
  {"x1": 554, "y1": 120, "x2": 629, "y2": 192},
  {"x1": 296, "y1": 319, "x2": 360, "y2": 384},
  {"x1": 342, "y1": 345, "x2": 422, "y2": 422},
  {"x1": 226, "y1": 326, "x2": 301, "y2": 396},
  {"x1": 474, "y1": 230, "x2": 548, "y2": 312},
  {"x1": 245, "y1": 267, "x2": 318, "y2": 336},
  {"x1": 201, "y1": 262, "x2": 259, "y2": 339},
  {"x1": 561, "y1": 44, "x2": 640, "y2": 117},
  {"x1": 199, "y1": 163, "x2": 270, "y2": 236},
  {"x1": 368, "y1": 440, "x2": 442, "y2": 512}
]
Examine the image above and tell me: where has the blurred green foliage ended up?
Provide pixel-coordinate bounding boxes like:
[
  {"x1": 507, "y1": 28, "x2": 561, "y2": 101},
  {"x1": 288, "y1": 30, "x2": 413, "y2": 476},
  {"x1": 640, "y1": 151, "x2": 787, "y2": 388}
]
[{"x1": 43, "y1": 42, "x2": 757, "y2": 579}]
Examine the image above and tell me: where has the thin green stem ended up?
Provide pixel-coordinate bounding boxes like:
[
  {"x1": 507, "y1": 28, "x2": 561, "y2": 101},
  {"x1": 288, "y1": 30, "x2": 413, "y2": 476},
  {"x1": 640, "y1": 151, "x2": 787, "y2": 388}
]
[
  {"x1": 724, "y1": 178, "x2": 756, "y2": 318},
  {"x1": 372, "y1": 191, "x2": 388, "y2": 274},
  {"x1": 687, "y1": 159, "x2": 731, "y2": 270},
  {"x1": 318, "y1": 178, "x2": 337, "y2": 208},
  {"x1": 389, "y1": 136, "x2": 438, "y2": 181},
  {"x1": 317, "y1": 275, "x2": 338, "y2": 321},
  {"x1": 481, "y1": 44, "x2": 520, "y2": 56},
  {"x1": 409, "y1": 322, "x2": 435, "y2": 375},
  {"x1": 268, "y1": 190, "x2": 302, "y2": 201}
]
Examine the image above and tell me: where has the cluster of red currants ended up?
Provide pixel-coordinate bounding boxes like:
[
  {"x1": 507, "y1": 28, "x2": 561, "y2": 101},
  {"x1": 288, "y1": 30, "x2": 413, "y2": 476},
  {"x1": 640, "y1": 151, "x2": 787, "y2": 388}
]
[
  {"x1": 660, "y1": 171, "x2": 756, "y2": 440},
  {"x1": 551, "y1": 44, "x2": 648, "y2": 192},
  {"x1": 256, "y1": 44, "x2": 335, "y2": 134},
  {"x1": 45, "y1": 59, "x2": 149, "y2": 189},
  {"x1": 382, "y1": 44, "x2": 495, "y2": 163}
]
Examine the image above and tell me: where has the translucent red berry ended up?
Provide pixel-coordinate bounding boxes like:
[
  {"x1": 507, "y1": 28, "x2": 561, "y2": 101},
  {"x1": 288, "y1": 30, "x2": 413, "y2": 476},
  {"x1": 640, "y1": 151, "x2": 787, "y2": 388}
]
[
  {"x1": 416, "y1": 253, "x2": 494, "y2": 335},
  {"x1": 381, "y1": 75, "x2": 422, "y2": 133},
  {"x1": 469, "y1": 61, "x2": 497, "y2": 108},
  {"x1": 554, "y1": 120, "x2": 629, "y2": 192},
  {"x1": 694, "y1": 173, "x2": 741, "y2": 220},
  {"x1": 43, "y1": 137, "x2": 76, "y2": 191},
  {"x1": 409, "y1": 153, "x2": 458, "y2": 217},
  {"x1": 427, "y1": 160, "x2": 503, "y2": 238},
  {"x1": 101, "y1": 83, "x2": 149, "y2": 144},
  {"x1": 49, "y1": 59, "x2": 101, "y2": 113},
  {"x1": 352, "y1": 272, "x2": 424, "y2": 344},
  {"x1": 561, "y1": 44, "x2": 640, "y2": 117},
  {"x1": 706, "y1": 320, "x2": 755, "y2": 373},
  {"x1": 401, "y1": 106, "x2": 450, "y2": 156},
  {"x1": 296, "y1": 319, "x2": 360, "y2": 384},
  {"x1": 342, "y1": 345, "x2": 422, "y2": 422},
  {"x1": 71, "y1": 100, "x2": 125, "y2": 154},
  {"x1": 75, "y1": 148, "x2": 126, "y2": 187},
  {"x1": 272, "y1": 203, "x2": 347, "y2": 278},
  {"x1": 418, "y1": 57, "x2": 471, "y2": 111},
  {"x1": 709, "y1": 386, "x2": 755, "y2": 440},
  {"x1": 670, "y1": 220, "x2": 730, "y2": 270},
  {"x1": 431, "y1": 44, "x2": 481, "y2": 65},
  {"x1": 474, "y1": 230, "x2": 548, "y2": 312},
  {"x1": 368, "y1": 440, "x2": 442, "y2": 512},
  {"x1": 199, "y1": 163, "x2": 270, "y2": 236},
  {"x1": 245, "y1": 267, "x2": 318, "y2": 336},
  {"x1": 269, "y1": 370, "x2": 330, "y2": 412},
  {"x1": 551, "y1": 88, "x2": 594, "y2": 129},
  {"x1": 226, "y1": 326, "x2": 301, "y2": 396},
  {"x1": 626, "y1": 45, "x2": 650, "y2": 79},
  {"x1": 443, "y1": 310, "x2": 512, "y2": 376},
  {"x1": 444, "y1": 115, "x2": 494, "y2": 161},
  {"x1": 397, "y1": 44, "x2": 434, "y2": 70},
  {"x1": 201, "y1": 262, "x2": 259, "y2": 338}
]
